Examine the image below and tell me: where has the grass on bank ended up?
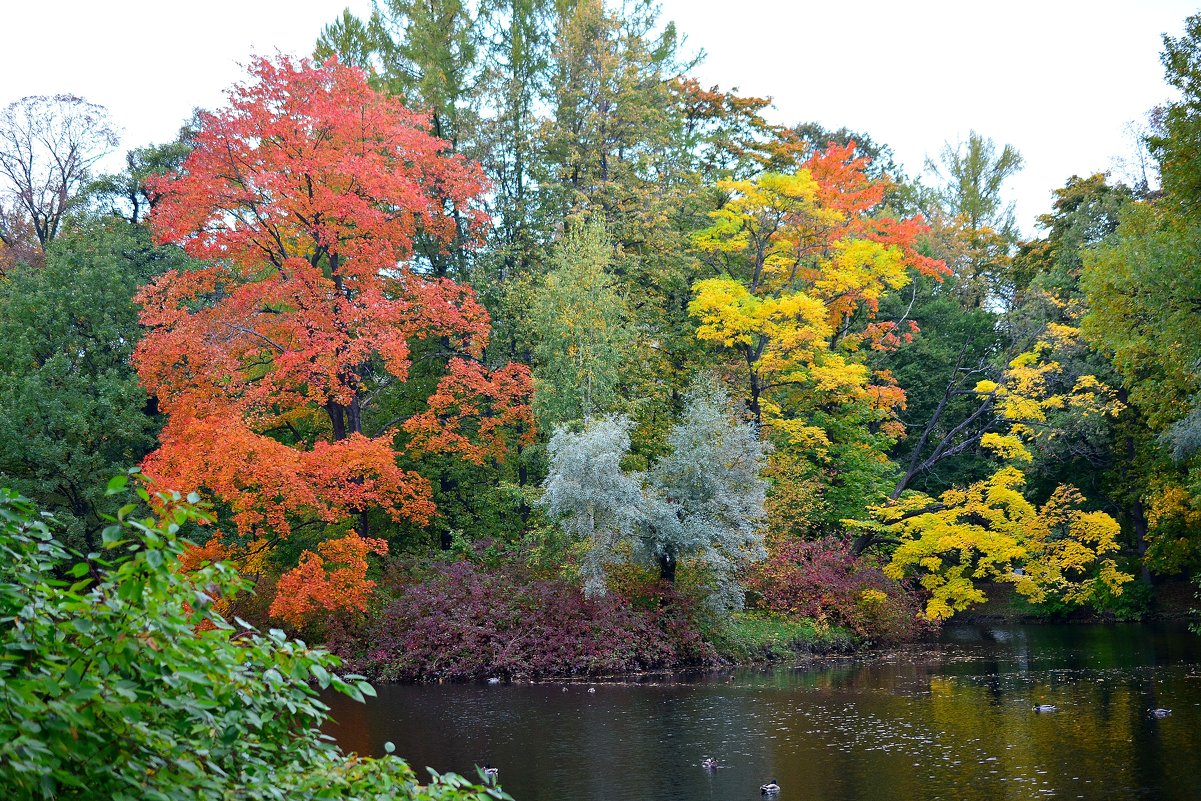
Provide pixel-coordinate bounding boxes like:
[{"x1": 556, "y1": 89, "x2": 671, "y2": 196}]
[{"x1": 707, "y1": 611, "x2": 859, "y2": 663}]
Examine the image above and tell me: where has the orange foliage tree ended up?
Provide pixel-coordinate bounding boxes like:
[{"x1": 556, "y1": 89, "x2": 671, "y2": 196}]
[{"x1": 135, "y1": 56, "x2": 533, "y2": 625}]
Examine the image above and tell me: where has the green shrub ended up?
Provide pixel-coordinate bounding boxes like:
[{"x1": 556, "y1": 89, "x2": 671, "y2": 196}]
[
  {"x1": 0, "y1": 482, "x2": 509, "y2": 801},
  {"x1": 1091, "y1": 576, "x2": 1154, "y2": 622}
]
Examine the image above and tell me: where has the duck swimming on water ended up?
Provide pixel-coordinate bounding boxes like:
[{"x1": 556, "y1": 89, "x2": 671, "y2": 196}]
[
  {"x1": 1149, "y1": 708, "x2": 1172, "y2": 718},
  {"x1": 761, "y1": 779, "x2": 781, "y2": 795},
  {"x1": 1033, "y1": 704, "x2": 1057, "y2": 713},
  {"x1": 482, "y1": 765, "x2": 499, "y2": 782},
  {"x1": 701, "y1": 757, "x2": 718, "y2": 770}
]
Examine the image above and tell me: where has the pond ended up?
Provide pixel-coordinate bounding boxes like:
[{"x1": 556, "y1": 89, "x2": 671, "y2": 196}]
[{"x1": 324, "y1": 624, "x2": 1201, "y2": 800}]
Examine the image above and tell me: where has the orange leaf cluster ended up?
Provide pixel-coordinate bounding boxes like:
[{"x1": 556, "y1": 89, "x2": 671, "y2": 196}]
[
  {"x1": 144, "y1": 416, "x2": 436, "y2": 537},
  {"x1": 404, "y1": 359, "x2": 535, "y2": 465},
  {"x1": 145, "y1": 55, "x2": 486, "y2": 271},
  {"x1": 269, "y1": 534, "x2": 389, "y2": 628},
  {"x1": 800, "y1": 143, "x2": 948, "y2": 327},
  {"x1": 178, "y1": 535, "x2": 229, "y2": 573}
]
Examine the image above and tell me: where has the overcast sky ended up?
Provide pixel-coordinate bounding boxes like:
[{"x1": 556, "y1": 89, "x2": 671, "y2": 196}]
[{"x1": 2, "y1": 1, "x2": 1195, "y2": 237}]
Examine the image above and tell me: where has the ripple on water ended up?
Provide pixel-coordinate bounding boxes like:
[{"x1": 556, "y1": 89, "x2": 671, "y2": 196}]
[{"x1": 322, "y1": 624, "x2": 1201, "y2": 801}]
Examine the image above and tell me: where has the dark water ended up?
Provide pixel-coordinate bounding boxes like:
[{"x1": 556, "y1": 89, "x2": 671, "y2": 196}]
[{"x1": 324, "y1": 624, "x2": 1201, "y2": 800}]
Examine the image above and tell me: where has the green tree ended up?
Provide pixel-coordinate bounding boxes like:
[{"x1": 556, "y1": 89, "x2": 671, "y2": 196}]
[
  {"x1": 530, "y1": 217, "x2": 631, "y2": 430},
  {"x1": 924, "y1": 131, "x2": 1024, "y2": 307},
  {"x1": 926, "y1": 130, "x2": 1024, "y2": 238},
  {"x1": 1151, "y1": 12, "x2": 1201, "y2": 213},
  {"x1": 531, "y1": 0, "x2": 719, "y2": 451},
  {"x1": 0, "y1": 220, "x2": 183, "y2": 551},
  {"x1": 474, "y1": 0, "x2": 556, "y2": 281},
  {"x1": 89, "y1": 137, "x2": 194, "y2": 226},
  {"x1": 1079, "y1": 14, "x2": 1201, "y2": 578},
  {"x1": 872, "y1": 276, "x2": 1001, "y2": 498},
  {"x1": 1082, "y1": 203, "x2": 1201, "y2": 572},
  {"x1": 1012, "y1": 173, "x2": 1135, "y2": 300}
]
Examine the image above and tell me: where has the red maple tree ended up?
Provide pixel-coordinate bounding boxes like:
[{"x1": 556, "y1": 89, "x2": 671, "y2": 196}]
[{"x1": 135, "y1": 56, "x2": 533, "y2": 621}]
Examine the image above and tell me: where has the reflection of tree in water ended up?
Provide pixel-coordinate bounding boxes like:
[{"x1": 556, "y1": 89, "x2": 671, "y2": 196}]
[{"x1": 322, "y1": 627, "x2": 1201, "y2": 800}]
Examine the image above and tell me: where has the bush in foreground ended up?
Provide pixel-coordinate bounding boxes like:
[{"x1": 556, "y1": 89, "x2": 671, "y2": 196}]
[{"x1": 0, "y1": 484, "x2": 508, "y2": 801}]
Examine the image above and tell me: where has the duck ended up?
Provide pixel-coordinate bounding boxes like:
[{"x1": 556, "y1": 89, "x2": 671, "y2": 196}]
[
  {"x1": 482, "y1": 765, "x2": 499, "y2": 782},
  {"x1": 1149, "y1": 708, "x2": 1172, "y2": 718},
  {"x1": 701, "y1": 757, "x2": 719, "y2": 771},
  {"x1": 761, "y1": 779, "x2": 781, "y2": 795},
  {"x1": 1033, "y1": 704, "x2": 1057, "y2": 713}
]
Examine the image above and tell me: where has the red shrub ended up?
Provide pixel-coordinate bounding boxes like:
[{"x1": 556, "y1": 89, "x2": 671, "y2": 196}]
[
  {"x1": 746, "y1": 537, "x2": 928, "y2": 643},
  {"x1": 333, "y1": 561, "x2": 717, "y2": 681}
]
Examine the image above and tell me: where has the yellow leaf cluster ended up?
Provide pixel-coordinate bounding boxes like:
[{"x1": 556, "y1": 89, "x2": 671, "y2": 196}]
[
  {"x1": 978, "y1": 432, "x2": 1032, "y2": 462},
  {"x1": 878, "y1": 467, "x2": 1129, "y2": 620},
  {"x1": 690, "y1": 277, "x2": 829, "y2": 351},
  {"x1": 1144, "y1": 482, "x2": 1201, "y2": 573},
  {"x1": 982, "y1": 324, "x2": 1124, "y2": 448}
]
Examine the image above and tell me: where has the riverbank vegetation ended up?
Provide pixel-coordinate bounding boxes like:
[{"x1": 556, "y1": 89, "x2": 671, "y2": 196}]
[
  {"x1": 3, "y1": 1, "x2": 1201, "y2": 707},
  {"x1": 0, "y1": 486, "x2": 508, "y2": 799}
]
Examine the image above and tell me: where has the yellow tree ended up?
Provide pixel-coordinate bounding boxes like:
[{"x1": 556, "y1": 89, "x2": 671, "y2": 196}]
[
  {"x1": 689, "y1": 144, "x2": 945, "y2": 524},
  {"x1": 870, "y1": 325, "x2": 1131, "y2": 619}
]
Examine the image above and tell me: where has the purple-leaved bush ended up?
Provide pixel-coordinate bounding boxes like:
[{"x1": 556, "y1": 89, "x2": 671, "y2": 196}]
[{"x1": 332, "y1": 561, "x2": 717, "y2": 681}]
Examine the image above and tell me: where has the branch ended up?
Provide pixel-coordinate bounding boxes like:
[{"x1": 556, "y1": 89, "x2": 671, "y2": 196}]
[{"x1": 219, "y1": 322, "x2": 287, "y2": 353}]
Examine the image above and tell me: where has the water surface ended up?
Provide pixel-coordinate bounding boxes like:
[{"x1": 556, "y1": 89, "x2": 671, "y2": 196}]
[{"x1": 325, "y1": 624, "x2": 1201, "y2": 800}]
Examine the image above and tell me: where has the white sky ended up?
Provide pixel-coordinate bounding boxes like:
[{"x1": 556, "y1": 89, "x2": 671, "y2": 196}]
[{"x1": 2, "y1": 1, "x2": 1195, "y2": 237}]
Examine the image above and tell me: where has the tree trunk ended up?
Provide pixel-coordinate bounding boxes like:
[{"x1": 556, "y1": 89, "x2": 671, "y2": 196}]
[
  {"x1": 658, "y1": 552, "x2": 677, "y2": 584},
  {"x1": 438, "y1": 473, "x2": 458, "y2": 550},
  {"x1": 1132, "y1": 497, "x2": 1151, "y2": 584},
  {"x1": 327, "y1": 390, "x2": 368, "y2": 532},
  {"x1": 326, "y1": 401, "x2": 347, "y2": 440}
]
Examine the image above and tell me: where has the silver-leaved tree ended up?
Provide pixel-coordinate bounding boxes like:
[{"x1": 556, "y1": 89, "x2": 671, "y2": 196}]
[
  {"x1": 539, "y1": 415, "x2": 645, "y2": 598},
  {"x1": 539, "y1": 378, "x2": 767, "y2": 610}
]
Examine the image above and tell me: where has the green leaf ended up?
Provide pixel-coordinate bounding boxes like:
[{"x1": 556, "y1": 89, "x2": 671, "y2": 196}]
[
  {"x1": 101, "y1": 525, "x2": 123, "y2": 546},
  {"x1": 311, "y1": 663, "x2": 330, "y2": 688}
]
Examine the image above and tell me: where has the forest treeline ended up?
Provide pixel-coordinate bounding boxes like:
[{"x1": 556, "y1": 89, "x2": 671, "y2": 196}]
[{"x1": 3, "y1": 0, "x2": 1201, "y2": 684}]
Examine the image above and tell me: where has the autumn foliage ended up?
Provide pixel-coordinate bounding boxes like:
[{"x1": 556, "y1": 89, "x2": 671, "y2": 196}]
[
  {"x1": 134, "y1": 55, "x2": 533, "y2": 616},
  {"x1": 745, "y1": 536, "x2": 925, "y2": 643},
  {"x1": 877, "y1": 467, "x2": 1129, "y2": 620},
  {"x1": 270, "y1": 534, "x2": 389, "y2": 629},
  {"x1": 690, "y1": 144, "x2": 947, "y2": 448},
  {"x1": 870, "y1": 328, "x2": 1131, "y2": 620},
  {"x1": 338, "y1": 560, "x2": 716, "y2": 681}
]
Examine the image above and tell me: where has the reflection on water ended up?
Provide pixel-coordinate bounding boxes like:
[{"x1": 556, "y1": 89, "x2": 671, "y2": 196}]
[{"x1": 323, "y1": 624, "x2": 1201, "y2": 800}]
